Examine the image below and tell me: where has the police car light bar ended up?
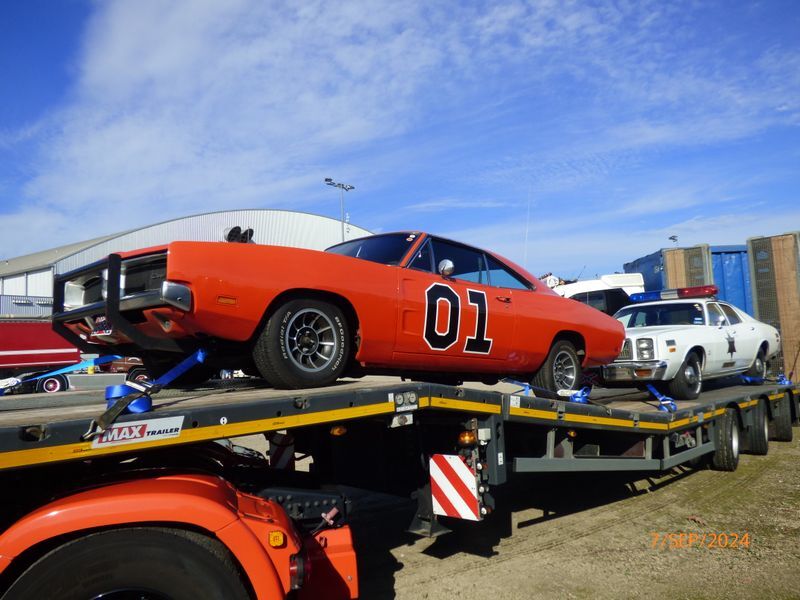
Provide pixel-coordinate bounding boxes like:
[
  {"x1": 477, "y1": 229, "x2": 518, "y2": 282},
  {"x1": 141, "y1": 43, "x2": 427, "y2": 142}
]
[{"x1": 630, "y1": 285, "x2": 718, "y2": 303}]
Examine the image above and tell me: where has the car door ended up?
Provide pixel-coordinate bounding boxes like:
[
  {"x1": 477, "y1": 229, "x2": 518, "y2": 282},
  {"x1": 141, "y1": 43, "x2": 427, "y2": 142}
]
[
  {"x1": 719, "y1": 303, "x2": 760, "y2": 370},
  {"x1": 705, "y1": 302, "x2": 739, "y2": 374},
  {"x1": 393, "y1": 237, "x2": 516, "y2": 370}
]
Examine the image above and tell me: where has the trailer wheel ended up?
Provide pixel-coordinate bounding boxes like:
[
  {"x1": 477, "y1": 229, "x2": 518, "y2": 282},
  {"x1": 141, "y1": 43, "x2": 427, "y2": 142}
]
[
  {"x1": 531, "y1": 340, "x2": 581, "y2": 394},
  {"x1": 772, "y1": 395, "x2": 793, "y2": 442},
  {"x1": 667, "y1": 352, "x2": 702, "y2": 400},
  {"x1": 747, "y1": 398, "x2": 769, "y2": 455},
  {"x1": 253, "y1": 299, "x2": 349, "y2": 389},
  {"x1": 711, "y1": 407, "x2": 739, "y2": 471},
  {"x1": 35, "y1": 374, "x2": 67, "y2": 394},
  {"x1": 3, "y1": 527, "x2": 250, "y2": 600}
]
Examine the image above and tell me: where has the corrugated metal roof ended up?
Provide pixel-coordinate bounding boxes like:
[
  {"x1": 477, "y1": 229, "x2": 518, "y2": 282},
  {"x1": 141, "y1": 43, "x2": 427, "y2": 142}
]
[
  {"x1": 0, "y1": 233, "x2": 125, "y2": 277},
  {"x1": 0, "y1": 209, "x2": 372, "y2": 278}
]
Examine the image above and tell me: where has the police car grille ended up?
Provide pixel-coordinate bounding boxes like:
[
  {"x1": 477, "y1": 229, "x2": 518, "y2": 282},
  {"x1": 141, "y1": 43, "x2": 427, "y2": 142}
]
[{"x1": 617, "y1": 339, "x2": 632, "y2": 361}]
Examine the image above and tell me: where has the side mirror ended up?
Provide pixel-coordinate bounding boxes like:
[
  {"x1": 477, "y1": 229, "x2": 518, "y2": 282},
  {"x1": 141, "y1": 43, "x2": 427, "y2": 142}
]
[{"x1": 438, "y1": 259, "x2": 454, "y2": 278}]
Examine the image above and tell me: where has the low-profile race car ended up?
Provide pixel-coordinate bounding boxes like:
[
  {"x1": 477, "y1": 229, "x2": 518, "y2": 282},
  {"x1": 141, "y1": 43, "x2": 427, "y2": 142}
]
[
  {"x1": 52, "y1": 232, "x2": 624, "y2": 392},
  {"x1": 602, "y1": 286, "x2": 781, "y2": 399}
]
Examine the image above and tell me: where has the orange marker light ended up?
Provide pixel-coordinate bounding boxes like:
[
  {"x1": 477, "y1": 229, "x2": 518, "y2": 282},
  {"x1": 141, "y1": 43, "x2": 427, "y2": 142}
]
[
  {"x1": 458, "y1": 430, "x2": 477, "y2": 446},
  {"x1": 268, "y1": 531, "x2": 286, "y2": 548},
  {"x1": 330, "y1": 425, "x2": 347, "y2": 436}
]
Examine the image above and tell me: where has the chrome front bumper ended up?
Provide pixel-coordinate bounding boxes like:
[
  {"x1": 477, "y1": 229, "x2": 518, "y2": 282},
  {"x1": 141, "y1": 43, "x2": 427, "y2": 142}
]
[{"x1": 602, "y1": 360, "x2": 668, "y2": 382}]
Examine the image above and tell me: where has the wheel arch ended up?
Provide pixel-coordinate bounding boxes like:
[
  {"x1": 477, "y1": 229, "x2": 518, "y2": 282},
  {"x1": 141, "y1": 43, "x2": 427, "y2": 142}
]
[
  {"x1": 551, "y1": 330, "x2": 586, "y2": 359},
  {"x1": 0, "y1": 475, "x2": 284, "y2": 599},
  {"x1": 686, "y1": 346, "x2": 706, "y2": 370},
  {"x1": 255, "y1": 288, "x2": 360, "y2": 346}
]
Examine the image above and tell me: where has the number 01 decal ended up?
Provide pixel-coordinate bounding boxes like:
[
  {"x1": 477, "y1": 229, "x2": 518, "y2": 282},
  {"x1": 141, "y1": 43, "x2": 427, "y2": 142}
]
[{"x1": 424, "y1": 283, "x2": 493, "y2": 354}]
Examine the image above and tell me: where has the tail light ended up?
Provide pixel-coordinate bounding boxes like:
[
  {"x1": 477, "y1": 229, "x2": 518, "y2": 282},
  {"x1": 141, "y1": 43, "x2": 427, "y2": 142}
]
[{"x1": 289, "y1": 548, "x2": 312, "y2": 590}]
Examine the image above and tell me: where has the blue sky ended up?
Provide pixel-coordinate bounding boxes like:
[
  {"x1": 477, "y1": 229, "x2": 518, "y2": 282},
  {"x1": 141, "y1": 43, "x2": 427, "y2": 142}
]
[{"x1": 1, "y1": 0, "x2": 798, "y2": 278}]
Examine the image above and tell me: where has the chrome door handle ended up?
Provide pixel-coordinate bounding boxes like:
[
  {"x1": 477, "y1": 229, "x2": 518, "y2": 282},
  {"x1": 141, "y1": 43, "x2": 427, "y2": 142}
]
[{"x1": 495, "y1": 296, "x2": 511, "y2": 303}]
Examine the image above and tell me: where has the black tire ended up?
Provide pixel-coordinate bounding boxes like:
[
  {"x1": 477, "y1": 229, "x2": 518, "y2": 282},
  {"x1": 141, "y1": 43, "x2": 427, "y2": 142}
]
[
  {"x1": 711, "y1": 407, "x2": 740, "y2": 471},
  {"x1": 35, "y1": 374, "x2": 67, "y2": 394},
  {"x1": 253, "y1": 299, "x2": 349, "y2": 389},
  {"x1": 3, "y1": 527, "x2": 250, "y2": 600},
  {"x1": 746, "y1": 397, "x2": 769, "y2": 455},
  {"x1": 667, "y1": 352, "x2": 702, "y2": 400},
  {"x1": 125, "y1": 366, "x2": 151, "y2": 383},
  {"x1": 531, "y1": 340, "x2": 581, "y2": 394},
  {"x1": 745, "y1": 348, "x2": 767, "y2": 379},
  {"x1": 772, "y1": 395, "x2": 793, "y2": 442}
]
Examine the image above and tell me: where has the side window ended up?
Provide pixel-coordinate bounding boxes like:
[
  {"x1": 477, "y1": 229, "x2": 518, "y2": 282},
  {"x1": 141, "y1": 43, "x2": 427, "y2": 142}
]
[
  {"x1": 720, "y1": 304, "x2": 741, "y2": 325},
  {"x1": 585, "y1": 291, "x2": 607, "y2": 312},
  {"x1": 707, "y1": 303, "x2": 728, "y2": 327},
  {"x1": 430, "y1": 240, "x2": 487, "y2": 284},
  {"x1": 485, "y1": 256, "x2": 530, "y2": 290},
  {"x1": 407, "y1": 241, "x2": 433, "y2": 272}
]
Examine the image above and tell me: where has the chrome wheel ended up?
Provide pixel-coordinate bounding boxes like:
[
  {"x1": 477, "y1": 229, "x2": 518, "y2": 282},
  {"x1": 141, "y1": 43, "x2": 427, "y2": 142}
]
[
  {"x1": 754, "y1": 356, "x2": 765, "y2": 377},
  {"x1": 731, "y1": 419, "x2": 739, "y2": 459},
  {"x1": 284, "y1": 308, "x2": 338, "y2": 373},
  {"x1": 685, "y1": 361, "x2": 702, "y2": 394},
  {"x1": 553, "y1": 350, "x2": 578, "y2": 390}
]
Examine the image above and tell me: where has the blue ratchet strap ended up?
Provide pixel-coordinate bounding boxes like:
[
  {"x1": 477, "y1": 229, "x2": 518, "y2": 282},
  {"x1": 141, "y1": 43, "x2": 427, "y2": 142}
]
[
  {"x1": 569, "y1": 387, "x2": 591, "y2": 404},
  {"x1": 776, "y1": 373, "x2": 791, "y2": 386},
  {"x1": 85, "y1": 349, "x2": 207, "y2": 439},
  {"x1": 104, "y1": 349, "x2": 207, "y2": 414},
  {"x1": 505, "y1": 378, "x2": 533, "y2": 396},
  {"x1": 0, "y1": 355, "x2": 123, "y2": 396},
  {"x1": 739, "y1": 374, "x2": 766, "y2": 385},
  {"x1": 645, "y1": 383, "x2": 677, "y2": 413}
]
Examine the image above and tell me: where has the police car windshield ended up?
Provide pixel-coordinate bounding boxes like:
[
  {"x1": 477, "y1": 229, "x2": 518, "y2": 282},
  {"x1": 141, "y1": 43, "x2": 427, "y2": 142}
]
[
  {"x1": 614, "y1": 303, "x2": 706, "y2": 327},
  {"x1": 325, "y1": 233, "x2": 417, "y2": 266}
]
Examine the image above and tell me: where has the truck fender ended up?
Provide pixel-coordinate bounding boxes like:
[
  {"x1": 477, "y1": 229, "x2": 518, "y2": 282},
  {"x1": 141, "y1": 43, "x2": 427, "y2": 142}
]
[{"x1": 0, "y1": 474, "x2": 287, "y2": 600}]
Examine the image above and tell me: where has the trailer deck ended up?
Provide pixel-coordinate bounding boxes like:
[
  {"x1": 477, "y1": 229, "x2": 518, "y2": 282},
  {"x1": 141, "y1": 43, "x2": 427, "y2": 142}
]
[{"x1": 1, "y1": 376, "x2": 796, "y2": 472}]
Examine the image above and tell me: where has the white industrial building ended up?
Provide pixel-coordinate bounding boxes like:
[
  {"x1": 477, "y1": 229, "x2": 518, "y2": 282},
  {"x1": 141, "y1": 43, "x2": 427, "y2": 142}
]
[{"x1": 0, "y1": 209, "x2": 371, "y2": 316}]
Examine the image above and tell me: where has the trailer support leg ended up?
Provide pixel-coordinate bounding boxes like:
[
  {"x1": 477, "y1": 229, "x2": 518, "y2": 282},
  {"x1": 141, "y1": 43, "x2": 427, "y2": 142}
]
[{"x1": 408, "y1": 483, "x2": 451, "y2": 537}]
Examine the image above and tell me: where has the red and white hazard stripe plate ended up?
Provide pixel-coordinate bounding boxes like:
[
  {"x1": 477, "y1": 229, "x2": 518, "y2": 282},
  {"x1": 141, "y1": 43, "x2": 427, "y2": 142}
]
[{"x1": 429, "y1": 454, "x2": 481, "y2": 521}]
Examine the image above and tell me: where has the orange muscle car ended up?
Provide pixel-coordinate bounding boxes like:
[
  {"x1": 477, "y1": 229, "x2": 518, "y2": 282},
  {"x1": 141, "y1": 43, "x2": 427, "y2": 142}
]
[{"x1": 52, "y1": 232, "x2": 625, "y2": 392}]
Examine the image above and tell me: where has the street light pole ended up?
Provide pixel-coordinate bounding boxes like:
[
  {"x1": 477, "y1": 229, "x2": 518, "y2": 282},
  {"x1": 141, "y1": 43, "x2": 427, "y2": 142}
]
[{"x1": 324, "y1": 178, "x2": 355, "y2": 241}]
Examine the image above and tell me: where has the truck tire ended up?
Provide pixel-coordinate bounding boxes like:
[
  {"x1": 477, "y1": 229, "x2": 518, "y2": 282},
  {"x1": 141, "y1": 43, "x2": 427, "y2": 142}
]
[
  {"x1": 667, "y1": 352, "x2": 702, "y2": 400},
  {"x1": 2, "y1": 527, "x2": 250, "y2": 600},
  {"x1": 746, "y1": 398, "x2": 769, "y2": 455},
  {"x1": 253, "y1": 299, "x2": 349, "y2": 389},
  {"x1": 531, "y1": 340, "x2": 581, "y2": 394},
  {"x1": 772, "y1": 396, "x2": 793, "y2": 442},
  {"x1": 711, "y1": 407, "x2": 739, "y2": 471},
  {"x1": 35, "y1": 374, "x2": 67, "y2": 394}
]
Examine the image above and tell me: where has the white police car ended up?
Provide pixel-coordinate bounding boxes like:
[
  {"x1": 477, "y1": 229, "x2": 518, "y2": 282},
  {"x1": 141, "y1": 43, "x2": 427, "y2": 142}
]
[{"x1": 602, "y1": 285, "x2": 781, "y2": 399}]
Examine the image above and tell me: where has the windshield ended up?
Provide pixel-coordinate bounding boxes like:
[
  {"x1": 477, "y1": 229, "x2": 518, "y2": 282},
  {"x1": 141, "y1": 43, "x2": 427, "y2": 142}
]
[
  {"x1": 614, "y1": 302, "x2": 706, "y2": 327},
  {"x1": 325, "y1": 233, "x2": 417, "y2": 265}
]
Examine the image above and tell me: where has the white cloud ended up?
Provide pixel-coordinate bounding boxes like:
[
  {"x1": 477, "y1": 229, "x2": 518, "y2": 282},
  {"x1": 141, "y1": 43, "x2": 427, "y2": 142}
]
[{"x1": 0, "y1": 0, "x2": 798, "y2": 262}]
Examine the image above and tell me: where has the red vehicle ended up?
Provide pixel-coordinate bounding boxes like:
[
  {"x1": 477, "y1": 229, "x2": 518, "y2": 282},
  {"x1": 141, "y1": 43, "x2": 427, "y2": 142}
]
[
  {"x1": 52, "y1": 233, "x2": 625, "y2": 392},
  {"x1": 0, "y1": 320, "x2": 81, "y2": 393}
]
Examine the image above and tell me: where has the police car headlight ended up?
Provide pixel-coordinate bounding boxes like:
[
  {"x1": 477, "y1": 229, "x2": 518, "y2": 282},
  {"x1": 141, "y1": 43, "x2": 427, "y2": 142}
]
[{"x1": 636, "y1": 338, "x2": 654, "y2": 360}]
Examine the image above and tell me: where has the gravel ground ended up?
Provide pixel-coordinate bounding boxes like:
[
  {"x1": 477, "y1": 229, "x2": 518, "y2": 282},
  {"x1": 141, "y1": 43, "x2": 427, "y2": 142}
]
[{"x1": 349, "y1": 432, "x2": 800, "y2": 600}]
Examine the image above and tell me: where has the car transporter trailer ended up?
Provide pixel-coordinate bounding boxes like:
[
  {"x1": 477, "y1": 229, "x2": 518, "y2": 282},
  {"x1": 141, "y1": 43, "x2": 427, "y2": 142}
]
[{"x1": 0, "y1": 376, "x2": 797, "y2": 598}]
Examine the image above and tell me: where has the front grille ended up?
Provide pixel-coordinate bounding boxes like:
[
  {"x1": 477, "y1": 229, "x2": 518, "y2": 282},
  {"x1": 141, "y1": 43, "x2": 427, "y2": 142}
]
[
  {"x1": 617, "y1": 339, "x2": 632, "y2": 361},
  {"x1": 123, "y1": 257, "x2": 167, "y2": 295}
]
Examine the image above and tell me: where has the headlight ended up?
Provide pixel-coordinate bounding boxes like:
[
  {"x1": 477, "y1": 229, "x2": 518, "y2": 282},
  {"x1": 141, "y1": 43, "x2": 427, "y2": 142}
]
[{"x1": 636, "y1": 338, "x2": 654, "y2": 360}]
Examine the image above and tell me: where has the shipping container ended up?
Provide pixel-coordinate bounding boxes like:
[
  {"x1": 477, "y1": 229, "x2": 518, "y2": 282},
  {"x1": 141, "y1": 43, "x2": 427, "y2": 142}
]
[
  {"x1": 747, "y1": 232, "x2": 800, "y2": 375},
  {"x1": 624, "y1": 245, "x2": 752, "y2": 313}
]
